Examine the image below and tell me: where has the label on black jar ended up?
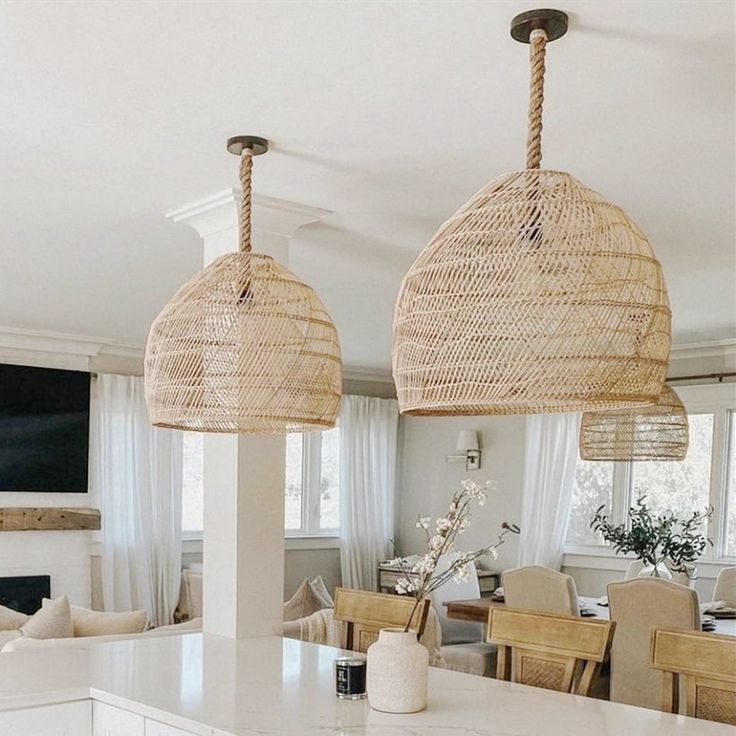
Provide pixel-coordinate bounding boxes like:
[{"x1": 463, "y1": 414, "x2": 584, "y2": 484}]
[{"x1": 335, "y1": 657, "x2": 367, "y2": 699}]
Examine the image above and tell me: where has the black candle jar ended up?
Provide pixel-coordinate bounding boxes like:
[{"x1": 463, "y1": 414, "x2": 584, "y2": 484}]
[{"x1": 335, "y1": 657, "x2": 367, "y2": 699}]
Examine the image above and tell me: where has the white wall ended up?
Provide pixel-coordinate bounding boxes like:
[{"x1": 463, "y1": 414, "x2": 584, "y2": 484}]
[
  {"x1": 0, "y1": 530, "x2": 96, "y2": 606},
  {"x1": 179, "y1": 542, "x2": 342, "y2": 602},
  {"x1": 396, "y1": 414, "x2": 526, "y2": 574},
  {"x1": 562, "y1": 563, "x2": 718, "y2": 601},
  {"x1": 0, "y1": 468, "x2": 97, "y2": 608},
  {"x1": 284, "y1": 548, "x2": 341, "y2": 599}
]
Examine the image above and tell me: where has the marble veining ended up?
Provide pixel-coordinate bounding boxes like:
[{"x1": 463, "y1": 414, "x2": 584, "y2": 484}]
[{"x1": 0, "y1": 633, "x2": 731, "y2": 735}]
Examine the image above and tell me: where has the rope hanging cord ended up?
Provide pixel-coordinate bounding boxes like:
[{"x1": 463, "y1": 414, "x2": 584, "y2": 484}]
[
  {"x1": 238, "y1": 148, "x2": 254, "y2": 299},
  {"x1": 239, "y1": 148, "x2": 253, "y2": 253},
  {"x1": 527, "y1": 28, "x2": 547, "y2": 170}
]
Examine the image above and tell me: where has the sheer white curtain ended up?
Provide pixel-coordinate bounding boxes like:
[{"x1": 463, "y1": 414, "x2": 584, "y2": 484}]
[
  {"x1": 518, "y1": 412, "x2": 580, "y2": 570},
  {"x1": 339, "y1": 395, "x2": 398, "y2": 590},
  {"x1": 91, "y1": 374, "x2": 183, "y2": 626}
]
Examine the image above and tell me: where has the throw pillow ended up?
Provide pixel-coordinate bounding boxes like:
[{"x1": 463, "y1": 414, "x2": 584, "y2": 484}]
[
  {"x1": 283, "y1": 579, "x2": 324, "y2": 622},
  {"x1": 21, "y1": 596, "x2": 74, "y2": 640},
  {"x1": 310, "y1": 576, "x2": 334, "y2": 608},
  {"x1": 70, "y1": 605, "x2": 148, "y2": 637},
  {"x1": 0, "y1": 630, "x2": 22, "y2": 649},
  {"x1": 0, "y1": 604, "x2": 30, "y2": 631}
]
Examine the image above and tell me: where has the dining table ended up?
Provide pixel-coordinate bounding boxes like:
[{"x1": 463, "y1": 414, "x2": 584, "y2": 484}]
[{"x1": 444, "y1": 594, "x2": 736, "y2": 636}]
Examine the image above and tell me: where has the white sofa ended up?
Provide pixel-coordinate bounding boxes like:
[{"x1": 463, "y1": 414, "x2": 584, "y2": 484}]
[{"x1": 1, "y1": 617, "x2": 202, "y2": 653}]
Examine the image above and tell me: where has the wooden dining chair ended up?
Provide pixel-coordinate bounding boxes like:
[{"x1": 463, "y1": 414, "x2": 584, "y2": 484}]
[
  {"x1": 608, "y1": 578, "x2": 699, "y2": 711},
  {"x1": 502, "y1": 565, "x2": 580, "y2": 616},
  {"x1": 650, "y1": 628, "x2": 736, "y2": 724},
  {"x1": 713, "y1": 566, "x2": 736, "y2": 606},
  {"x1": 487, "y1": 607, "x2": 614, "y2": 696},
  {"x1": 334, "y1": 588, "x2": 430, "y2": 653}
]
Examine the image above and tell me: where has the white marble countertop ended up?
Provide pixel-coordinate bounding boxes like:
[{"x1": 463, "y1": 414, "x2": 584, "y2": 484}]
[{"x1": 0, "y1": 633, "x2": 731, "y2": 735}]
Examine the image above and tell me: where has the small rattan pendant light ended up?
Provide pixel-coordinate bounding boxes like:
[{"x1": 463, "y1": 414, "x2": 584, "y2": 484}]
[
  {"x1": 579, "y1": 385, "x2": 689, "y2": 461},
  {"x1": 392, "y1": 9, "x2": 671, "y2": 416},
  {"x1": 145, "y1": 136, "x2": 342, "y2": 434}
]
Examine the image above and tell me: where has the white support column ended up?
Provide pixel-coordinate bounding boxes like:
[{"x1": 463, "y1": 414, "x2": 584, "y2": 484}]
[{"x1": 167, "y1": 189, "x2": 330, "y2": 638}]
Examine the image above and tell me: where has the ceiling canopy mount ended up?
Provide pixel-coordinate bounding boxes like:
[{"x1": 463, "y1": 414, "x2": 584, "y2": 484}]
[
  {"x1": 226, "y1": 135, "x2": 269, "y2": 156},
  {"x1": 510, "y1": 8, "x2": 568, "y2": 44}
]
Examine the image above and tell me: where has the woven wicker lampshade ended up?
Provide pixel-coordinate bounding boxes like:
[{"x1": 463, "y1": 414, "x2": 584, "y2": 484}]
[
  {"x1": 579, "y1": 385, "x2": 689, "y2": 461},
  {"x1": 392, "y1": 9, "x2": 671, "y2": 416},
  {"x1": 145, "y1": 137, "x2": 341, "y2": 434}
]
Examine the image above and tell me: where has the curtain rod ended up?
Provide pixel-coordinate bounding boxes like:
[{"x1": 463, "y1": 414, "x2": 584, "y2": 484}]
[{"x1": 667, "y1": 371, "x2": 736, "y2": 384}]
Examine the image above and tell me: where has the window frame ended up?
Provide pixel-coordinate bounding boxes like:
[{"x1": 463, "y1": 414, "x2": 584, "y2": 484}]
[
  {"x1": 565, "y1": 382, "x2": 736, "y2": 565},
  {"x1": 284, "y1": 429, "x2": 340, "y2": 539},
  {"x1": 181, "y1": 429, "x2": 341, "y2": 541}
]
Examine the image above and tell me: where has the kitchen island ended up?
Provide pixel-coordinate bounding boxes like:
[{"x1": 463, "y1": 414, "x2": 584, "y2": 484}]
[{"x1": 0, "y1": 633, "x2": 730, "y2": 735}]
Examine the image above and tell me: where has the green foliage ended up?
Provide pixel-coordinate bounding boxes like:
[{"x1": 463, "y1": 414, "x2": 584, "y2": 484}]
[{"x1": 590, "y1": 496, "x2": 712, "y2": 575}]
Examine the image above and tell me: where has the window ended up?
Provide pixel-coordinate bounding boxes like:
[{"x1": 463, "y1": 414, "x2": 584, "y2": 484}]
[
  {"x1": 727, "y1": 411, "x2": 736, "y2": 556},
  {"x1": 284, "y1": 433, "x2": 304, "y2": 531},
  {"x1": 630, "y1": 413, "x2": 713, "y2": 520},
  {"x1": 567, "y1": 461, "x2": 614, "y2": 546},
  {"x1": 566, "y1": 384, "x2": 736, "y2": 561},
  {"x1": 182, "y1": 431, "x2": 204, "y2": 535},
  {"x1": 181, "y1": 427, "x2": 340, "y2": 537},
  {"x1": 285, "y1": 427, "x2": 341, "y2": 536}
]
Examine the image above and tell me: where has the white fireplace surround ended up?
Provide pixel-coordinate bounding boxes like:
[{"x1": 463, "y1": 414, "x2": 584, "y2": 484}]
[{"x1": 0, "y1": 530, "x2": 95, "y2": 607}]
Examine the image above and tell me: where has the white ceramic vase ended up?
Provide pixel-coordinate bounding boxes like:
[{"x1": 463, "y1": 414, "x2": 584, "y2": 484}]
[
  {"x1": 638, "y1": 562, "x2": 673, "y2": 580},
  {"x1": 366, "y1": 628, "x2": 428, "y2": 713}
]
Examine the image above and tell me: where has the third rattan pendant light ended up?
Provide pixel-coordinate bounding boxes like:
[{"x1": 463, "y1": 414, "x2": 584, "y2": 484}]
[
  {"x1": 579, "y1": 385, "x2": 689, "y2": 461},
  {"x1": 392, "y1": 9, "x2": 671, "y2": 416},
  {"x1": 145, "y1": 136, "x2": 342, "y2": 433}
]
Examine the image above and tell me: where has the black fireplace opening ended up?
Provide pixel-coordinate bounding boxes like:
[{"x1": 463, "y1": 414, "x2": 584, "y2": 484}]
[{"x1": 0, "y1": 575, "x2": 50, "y2": 614}]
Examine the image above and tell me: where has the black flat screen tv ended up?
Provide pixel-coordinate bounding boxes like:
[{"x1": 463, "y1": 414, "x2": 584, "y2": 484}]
[{"x1": 0, "y1": 364, "x2": 90, "y2": 493}]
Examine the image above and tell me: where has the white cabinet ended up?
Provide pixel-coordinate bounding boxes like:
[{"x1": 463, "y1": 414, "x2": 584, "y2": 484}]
[
  {"x1": 0, "y1": 700, "x2": 91, "y2": 735},
  {"x1": 145, "y1": 719, "x2": 199, "y2": 736},
  {"x1": 93, "y1": 701, "x2": 144, "y2": 736},
  {"x1": 0, "y1": 700, "x2": 208, "y2": 736},
  {"x1": 93, "y1": 702, "x2": 202, "y2": 736}
]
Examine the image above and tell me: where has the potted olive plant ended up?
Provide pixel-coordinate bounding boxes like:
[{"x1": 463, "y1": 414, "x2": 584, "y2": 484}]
[
  {"x1": 590, "y1": 496, "x2": 712, "y2": 579},
  {"x1": 366, "y1": 480, "x2": 519, "y2": 714}
]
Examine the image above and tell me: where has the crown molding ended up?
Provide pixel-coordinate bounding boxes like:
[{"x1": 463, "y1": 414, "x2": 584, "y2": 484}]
[
  {"x1": 0, "y1": 328, "x2": 394, "y2": 382},
  {"x1": 97, "y1": 341, "x2": 145, "y2": 359},
  {"x1": 166, "y1": 188, "x2": 331, "y2": 240},
  {"x1": 2, "y1": 330, "x2": 728, "y2": 383},
  {"x1": 0, "y1": 327, "x2": 144, "y2": 367},
  {"x1": 0, "y1": 327, "x2": 108, "y2": 356},
  {"x1": 670, "y1": 339, "x2": 736, "y2": 361}
]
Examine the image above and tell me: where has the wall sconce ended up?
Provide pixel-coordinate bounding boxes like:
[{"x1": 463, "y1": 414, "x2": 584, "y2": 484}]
[{"x1": 446, "y1": 430, "x2": 481, "y2": 471}]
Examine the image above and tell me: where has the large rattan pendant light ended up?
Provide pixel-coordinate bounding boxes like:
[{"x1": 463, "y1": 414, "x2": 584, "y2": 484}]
[
  {"x1": 145, "y1": 136, "x2": 342, "y2": 434},
  {"x1": 392, "y1": 9, "x2": 671, "y2": 416},
  {"x1": 579, "y1": 385, "x2": 689, "y2": 461}
]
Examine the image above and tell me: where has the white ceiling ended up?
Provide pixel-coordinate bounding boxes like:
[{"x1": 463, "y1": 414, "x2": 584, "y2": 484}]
[{"x1": 1, "y1": 0, "x2": 734, "y2": 372}]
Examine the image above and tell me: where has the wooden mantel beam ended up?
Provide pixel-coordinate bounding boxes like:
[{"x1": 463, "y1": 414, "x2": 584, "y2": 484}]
[{"x1": 0, "y1": 507, "x2": 101, "y2": 532}]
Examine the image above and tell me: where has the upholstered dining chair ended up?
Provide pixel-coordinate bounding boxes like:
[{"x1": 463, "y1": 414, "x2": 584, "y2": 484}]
[
  {"x1": 608, "y1": 577, "x2": 699, "y2": 711},
  {"x1": 713, "y1": 566, "x2": 736, "y2": 606},
  {"x1": 428, "y1": 553, "x2": 497, "y2": 677},
  {"x1": 503, "y1": 566, "x2": 579, "y2": 617},
  {"x1": 624, "y1": 559, "x2": 697, "y2": 588},
  {"x1": 651, "y1": 628, "x2": 736, "y2": 724},
  {"x1": 487, "y1": 607, "x2": 614, "y2": 696},
  {"x1": 334, "y1": 588, "x2": 430, "y2": 653}
]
